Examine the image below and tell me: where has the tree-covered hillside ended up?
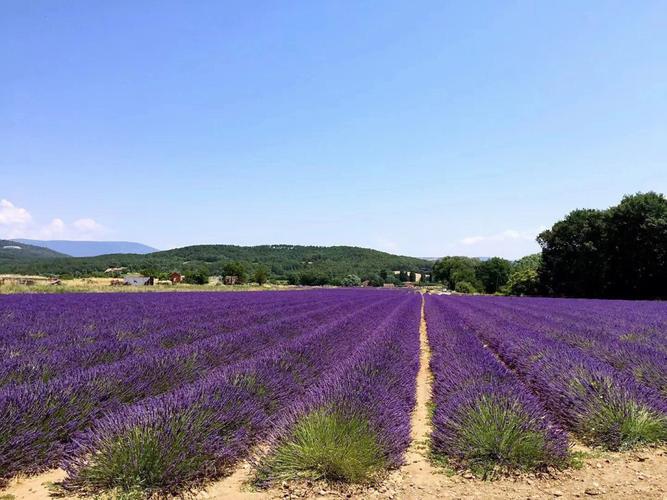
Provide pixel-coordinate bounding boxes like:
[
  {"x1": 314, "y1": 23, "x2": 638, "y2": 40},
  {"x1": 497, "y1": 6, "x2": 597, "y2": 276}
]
[{"x1": 0, "y1": 244, "x2": 432, "y2": 283}]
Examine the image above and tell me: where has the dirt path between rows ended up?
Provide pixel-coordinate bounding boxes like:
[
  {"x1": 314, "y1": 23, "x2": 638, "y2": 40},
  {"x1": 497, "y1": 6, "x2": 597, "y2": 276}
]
[{"x1": 387, "y1": 293, "x2": 440, "y2": 494}]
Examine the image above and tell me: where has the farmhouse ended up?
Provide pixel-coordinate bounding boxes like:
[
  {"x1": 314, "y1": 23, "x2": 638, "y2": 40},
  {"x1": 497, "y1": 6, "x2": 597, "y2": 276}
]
[
  {"x1": 169, "y1": 272, "x2": 183, "y2": 284},
  {"x1": 123, "y1": 275, "x2": 154, "y2": 286}
]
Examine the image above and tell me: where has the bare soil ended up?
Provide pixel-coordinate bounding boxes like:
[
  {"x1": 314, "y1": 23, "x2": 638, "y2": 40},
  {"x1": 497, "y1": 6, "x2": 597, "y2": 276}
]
[{"x1": 2, "y1": 295, "x2": 666, "y2": 499}]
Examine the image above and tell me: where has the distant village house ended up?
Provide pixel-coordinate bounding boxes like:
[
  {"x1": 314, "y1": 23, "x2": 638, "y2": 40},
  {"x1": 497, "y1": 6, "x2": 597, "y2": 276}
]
[
  {"x1": 123, "y1": 275, "x2": 154, "y2": 286},
  {"x1": 169, "y1": 272, "x2": 183, "y2": 284}
]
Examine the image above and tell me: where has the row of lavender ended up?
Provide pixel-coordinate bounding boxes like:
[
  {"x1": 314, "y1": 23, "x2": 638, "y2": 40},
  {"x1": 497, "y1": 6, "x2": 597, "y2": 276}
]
[
  {"x1": 0, "y1": 291, "x2": 354, "y2": 387},
  {"x1": 458, "y1": 296, "x2": 667, "y2": 395},
  {"x1": 426, "y1": 295, "x2": 667, "y2": 475},
  {"x1": 425, "y1": 297, "x2": 568, "y2": 476},
  {"x1": 1, "y1": 290, "x2": 421, "y2": 496}
]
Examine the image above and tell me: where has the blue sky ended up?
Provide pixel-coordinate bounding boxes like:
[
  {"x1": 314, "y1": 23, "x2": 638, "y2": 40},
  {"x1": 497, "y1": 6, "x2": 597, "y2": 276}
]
[{"x1": 2, "y1": 1, "x2": 666, "y2": 259}]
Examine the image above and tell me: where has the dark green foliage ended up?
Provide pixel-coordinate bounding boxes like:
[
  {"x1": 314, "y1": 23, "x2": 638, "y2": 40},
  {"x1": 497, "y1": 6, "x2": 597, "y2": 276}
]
[
  {"x1": 253, "y1": 266, "x2": 269, "y2": 285},
  {"x1": 365, "y1": 274, "x2": 385, "y2": 287},
  {"x1": 433, "y1": 257, "x2": 482, "y2": 291},
  {"x1": 341, "y1": 274, "x2": 362, "y2": 287},
  {"x1": 476, "y1": 258, "x2": 512, "y2": 294},
  {"x1": 505, "y1": 254, "x2": 541, "y2": 296},
  {"x1": 538, "y1": 192, "x2": 667, "y2": 299},
  {"x1": 538, "y1": 209, "x2": 607, "y2": 297},
  {"x1": 259, "y1": 410, "x2": 385, "y2": 483},
  {"x1": 505, "y1": 268, "x2": 540, "y2": 296},
  {"x1": 295, "y1": 271, "x2": 331, "y2": 286},
  {"x1": 185, "y1": 270, "x2": 208, "y2": 285},
  {"x1": 454, "y1": 281, "x2": 477, "y2": 294},
  {"x1": 222, "y1": 261, "x2": 246, "y2": 284},
  {"x1": 605, "y1": 193, "x2": 667, "y2": 298}
]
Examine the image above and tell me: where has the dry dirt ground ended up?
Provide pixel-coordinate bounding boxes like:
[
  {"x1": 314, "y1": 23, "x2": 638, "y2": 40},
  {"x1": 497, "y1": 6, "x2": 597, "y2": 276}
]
[{"x1": 3, "y1": 297, "x2": 667, "y2": 499}]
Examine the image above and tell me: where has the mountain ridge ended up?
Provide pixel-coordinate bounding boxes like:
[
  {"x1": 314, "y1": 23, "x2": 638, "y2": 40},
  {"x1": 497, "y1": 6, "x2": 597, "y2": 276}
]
[{"x1": 13, "y1": 239, "x2": 159, "y2": 257}]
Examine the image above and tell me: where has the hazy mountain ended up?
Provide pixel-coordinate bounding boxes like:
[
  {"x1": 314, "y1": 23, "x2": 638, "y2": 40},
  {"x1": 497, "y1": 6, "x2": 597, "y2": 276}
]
[
  {"x1": 0, "y1": 239, "x2": 68, "y2": 264},
  {"x1": 13, "y1": 239, "x2": 159, "y2": 257}
]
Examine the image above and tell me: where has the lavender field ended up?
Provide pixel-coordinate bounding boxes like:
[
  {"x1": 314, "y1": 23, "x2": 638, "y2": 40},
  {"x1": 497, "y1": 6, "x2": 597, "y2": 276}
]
[
  {"x1": 426, "y1": 295, "x2": 667, "y2": 477},
  {"x1": 1, "y1": 290, "x2": 666, "y2": 497}
]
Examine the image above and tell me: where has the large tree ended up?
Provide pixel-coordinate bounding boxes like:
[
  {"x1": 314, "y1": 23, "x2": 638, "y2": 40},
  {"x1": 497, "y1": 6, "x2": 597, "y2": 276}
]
[
  {"x1": 432, "y1": 256, "x2": 482, "y2": 291},
  {"x1": 605, "y1": 192, "x2": 667, "y2": 298},
  {"x1": 505, "y1": 254, "x2": 541, "y2": 296},
  {"x1": 538, "y1": 209, "x2": 607, "y2": 297},
  {"x1": 223, "y1": 261, "x2": 247, "y2": 284}
]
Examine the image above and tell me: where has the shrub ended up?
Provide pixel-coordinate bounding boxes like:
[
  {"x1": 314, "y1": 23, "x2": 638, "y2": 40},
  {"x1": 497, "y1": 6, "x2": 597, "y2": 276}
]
[
  {"x1": 449, "y1": 396, "x2": 563, "y2": 477},
  {"x1": 341, "y1": 275, "x2": 362, "y2": 287},
  {"x1": 454, "y1": 281, "x2": 477, "y2": 294},
  {"x1": 259, "y1": 409, "x2": 385, "y2": 483}
]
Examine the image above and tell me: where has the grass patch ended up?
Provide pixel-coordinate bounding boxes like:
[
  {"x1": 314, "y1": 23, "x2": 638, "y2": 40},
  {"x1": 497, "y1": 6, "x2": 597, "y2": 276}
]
[
  {"x1": 437, "y1": 397, "x2": 564, "y2": 479},
  {"x1": 258, "y1": 409, "x2": 386, "y2": 484},
  {"x1": 567, "y1": 450, "x2": 593, "y2": 470},
  {"x1": 70, "y1": 410, "x2": 218, "y2": 497},
  {"x1": 429, "y1": 448, "x2": 457, "y2": 476},
  {"x1": 582, "y1": 399, "x2": 667, "y2": 451}
]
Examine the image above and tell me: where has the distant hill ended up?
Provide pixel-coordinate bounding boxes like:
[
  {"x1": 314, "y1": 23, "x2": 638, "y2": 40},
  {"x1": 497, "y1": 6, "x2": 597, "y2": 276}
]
[
  {"x1": 0, "y1": 239, "x2": 68, "y2": 265},
  {"x1": 13, "y1": 239, "x2": 159, "y2": 257},
  {"x1": 0, "y1": 244, "x2": 433, "y2": 281}
]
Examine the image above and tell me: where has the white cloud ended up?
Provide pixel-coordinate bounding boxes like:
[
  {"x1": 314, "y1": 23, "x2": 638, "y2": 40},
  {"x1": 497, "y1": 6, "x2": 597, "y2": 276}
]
[
  {"x1": 461, "y1": 229, "x2": 536, "y2": 246},
  {"x1": 445, "y1": 227, "x2": 545, "y2": 260},
  {"x1": 72, "y1": 218, "x2": 105, "y2": 235},
  {"x1": 376, "y1": 238, "x2": 400, "y2": 253},
  {"x1": 0, "y1": 199, "x2": 108, "y2": 240},
  {"x1": 0, "y1": 199, "x2": 32, "y2": 226}
]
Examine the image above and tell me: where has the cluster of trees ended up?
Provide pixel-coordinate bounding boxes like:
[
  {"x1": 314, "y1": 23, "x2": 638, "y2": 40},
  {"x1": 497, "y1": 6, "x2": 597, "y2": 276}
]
[
  {"x1": 431, "y1": 253, "x2": 545, "y2": 295},
  {"x1": 538, "y1": 192, "x2": 667, "y2": 299},
  {"x1": 432, "y1": 192, "x2": 667, "y2": 300},
  {"x1": 432, "y1": 256, "x2": 518, "y2": 294},
  {"x1": 181, "y1": 262, "x2": 270, "y2": 286},
  {"x1": 285, "y1": 268, "x2": 431, "y2": 287}
]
